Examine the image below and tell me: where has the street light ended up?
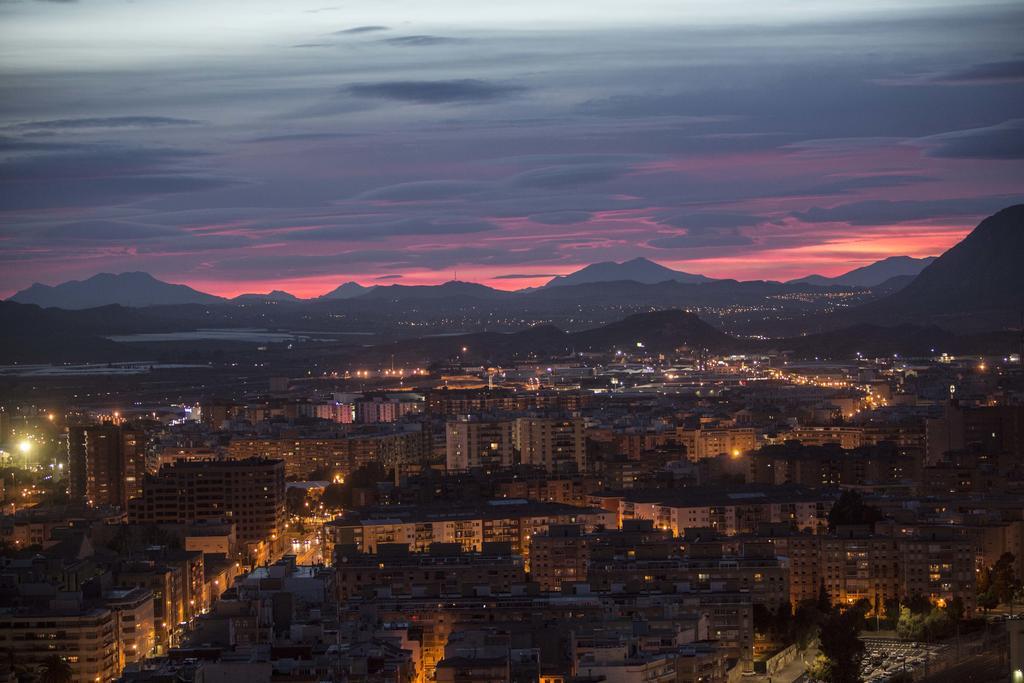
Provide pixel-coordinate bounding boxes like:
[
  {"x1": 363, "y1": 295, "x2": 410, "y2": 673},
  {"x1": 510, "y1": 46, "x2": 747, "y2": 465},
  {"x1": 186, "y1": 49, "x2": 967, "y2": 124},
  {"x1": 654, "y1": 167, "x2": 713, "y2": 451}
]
[{"x1": 17, "y1": 440, "x2": 31, "y2": 468}]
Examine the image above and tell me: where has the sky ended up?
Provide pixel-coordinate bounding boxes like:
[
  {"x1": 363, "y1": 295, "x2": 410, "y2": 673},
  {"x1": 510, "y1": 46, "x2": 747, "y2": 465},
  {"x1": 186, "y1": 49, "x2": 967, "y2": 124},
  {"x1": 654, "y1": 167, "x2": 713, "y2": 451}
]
[{"x1": 0, "y1": 0, "x2": 1022, "y2": 298}]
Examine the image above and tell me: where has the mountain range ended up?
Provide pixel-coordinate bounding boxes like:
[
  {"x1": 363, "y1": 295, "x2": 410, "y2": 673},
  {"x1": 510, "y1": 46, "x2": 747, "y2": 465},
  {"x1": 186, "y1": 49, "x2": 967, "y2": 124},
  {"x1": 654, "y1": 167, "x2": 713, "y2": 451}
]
[
  {"x1": 787, "y1": 256, "x2": 936, "y2": 287},
  {"x1": 3, "y1": 205, "x2": 1022, "y2": 362},
  {"x1": 7, "y1": 256, "x2": 934, "y2": 310}
]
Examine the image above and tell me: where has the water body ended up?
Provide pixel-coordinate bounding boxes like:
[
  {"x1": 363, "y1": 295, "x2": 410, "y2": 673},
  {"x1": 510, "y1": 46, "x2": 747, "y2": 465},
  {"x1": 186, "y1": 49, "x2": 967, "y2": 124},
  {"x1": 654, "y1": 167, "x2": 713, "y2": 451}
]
[
  {"x1": 107, "y1": 328, "x2": 308, "y2": 343},
  {"x1": 0, "y1": 363, "x2": 207, "y2": 377}
]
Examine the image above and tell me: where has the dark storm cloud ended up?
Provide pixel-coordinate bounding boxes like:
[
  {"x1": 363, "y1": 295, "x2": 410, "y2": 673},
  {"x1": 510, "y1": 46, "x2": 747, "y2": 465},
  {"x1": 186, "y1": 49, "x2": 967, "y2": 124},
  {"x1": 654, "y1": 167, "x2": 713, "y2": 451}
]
[
  {"x1": 5, "y1": 116, "x2": 201, "y2": 130},
  {"x1": 920, "y1": 119, "x2": 1024, "y2": 159},
  {"x1": 344, "y1": 79, "x2": 526, "y2": 104},
  {"x1": 334, "y1": 26, "x2": 389, "y2": 34},
  {"x1": 792, "y1": 196, "x2": 1023, "y2": 225},
  {"x1": 931, "y1": 59, "x2": 1024, "y2": 84},
  {"x1": 382, "y1": 35, "x2": 464, "y2": 47}
]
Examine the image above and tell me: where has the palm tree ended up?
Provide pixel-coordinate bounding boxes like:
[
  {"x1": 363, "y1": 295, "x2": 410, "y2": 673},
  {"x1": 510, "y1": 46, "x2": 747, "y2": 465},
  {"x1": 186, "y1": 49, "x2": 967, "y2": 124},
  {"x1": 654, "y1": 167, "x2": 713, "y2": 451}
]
[{"x1": 36, "y1": 655, "x2": 72, "y2": 683}]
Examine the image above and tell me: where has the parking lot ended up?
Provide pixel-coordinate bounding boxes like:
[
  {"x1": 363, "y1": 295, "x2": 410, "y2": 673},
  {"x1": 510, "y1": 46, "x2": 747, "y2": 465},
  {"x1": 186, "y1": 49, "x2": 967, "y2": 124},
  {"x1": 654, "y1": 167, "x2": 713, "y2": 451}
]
[{"x1": 859, "y1": 638, "x2": 947, "y2": 682}]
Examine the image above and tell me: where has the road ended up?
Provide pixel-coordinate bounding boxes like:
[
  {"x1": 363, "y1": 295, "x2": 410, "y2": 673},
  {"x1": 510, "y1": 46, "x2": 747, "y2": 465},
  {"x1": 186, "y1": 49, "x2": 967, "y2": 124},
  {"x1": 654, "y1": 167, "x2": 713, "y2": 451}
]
[{"x1": 282, "y1": 518, "x2": 326, "y2": 565}]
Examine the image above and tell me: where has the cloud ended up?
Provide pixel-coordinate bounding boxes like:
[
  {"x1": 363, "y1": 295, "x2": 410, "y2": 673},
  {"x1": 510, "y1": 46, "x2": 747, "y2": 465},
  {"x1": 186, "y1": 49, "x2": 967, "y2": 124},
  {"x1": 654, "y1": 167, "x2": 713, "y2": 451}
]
[
  {"x1": 919, "y1": 119, "x2": 1024, "y2": 159},
  {"x1": 791, "y1": 196, "x2": 1022, "y2": 225},
  {"x1": 648, "y1": 233, "x2": 754, "y2": 249},
  {"x1": 243, "y1": 132, "x2": 358, "y2": 143},
  {"x1": 0, "y1": 135, "x2": 86, "y2": 152},
  {"x1": 528, "y1": 211, "x2": 593, "y2": 225},
  {"x1": 134, "y1": 234, "x2": 256, "y2": 253},
  {"x1": 357, "y1": 180, "x2": 489, "y2": 201},
  {"x1": 510, "y1": 164, "x2": 628, "y2": 189},
  {"x1": 344, "y1": 79, "x2": 525, "y2": 104},
  {"x1": 375, "y1": 274, "x2": 402, "y2": 280},
  {"x1": 38, "y1": 220, "x2": 181, "y2": 241},
  {"x1": 291, "y1": 217, "x2": 499, "y2": 240},
  {"x1": 931, "y1": 59, "x2": 1024, "y2": 84},
  {"x1": 5, "y1": 116, "x2": 201, "y2": 131},
  {"x1": 797, "y1": 174, "x2": 934, "y2": 196},
  {"x1": 382, "y1": 35, "x2": 464, "y2": 47},
  {"x1": 658, "y1": 213, "x2": 756, "y2": 230},
  {"x1": 334, "y1": 26, "x2": 388, "y2": 34},
  {"x1": 0, "y1": 146, "x2": 239, "y2": 210}
]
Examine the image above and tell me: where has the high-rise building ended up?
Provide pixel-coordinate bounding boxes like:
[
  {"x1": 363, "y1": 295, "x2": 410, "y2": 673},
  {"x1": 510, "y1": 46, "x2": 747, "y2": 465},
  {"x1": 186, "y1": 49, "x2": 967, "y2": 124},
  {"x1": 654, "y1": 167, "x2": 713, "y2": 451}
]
[
  {"x1": 445, "y1": 418, "x2": 514, "y2": 471},
  {"x1": 67, "y1": 424, "x2": 146, "y2": 508},
  {"x1": 127, "y1": 458, "x2": 286, "y2": 550},
  {"x1": 925, "y1": 401, "x2": 1024, "y2": 465},
  {"x1": 513, "y1": 416, "x2": 586, "y2": 473},
  {"x1": 0, "y1": 606, "x2": 120, "y2": 683}
]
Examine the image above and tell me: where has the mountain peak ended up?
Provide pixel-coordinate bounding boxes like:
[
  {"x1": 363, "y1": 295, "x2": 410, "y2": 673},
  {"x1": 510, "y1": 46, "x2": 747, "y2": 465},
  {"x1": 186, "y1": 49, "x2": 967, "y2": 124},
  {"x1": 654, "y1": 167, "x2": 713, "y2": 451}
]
[
  {"x1": 856, "y1": 204, "x2": 1024, "y2": 322},
  {"x1": 232, "y1": 289, "x2": 300, "y2": 303},
  {"x1": 318, "y1": 281, "x2": 373, "y2": 300},
  {"x1": 544, "y1": 258, "x2": 713, "y2": 288},
  {"x1": 7, "y1": 272, "x2": 224, "y2": 309}
]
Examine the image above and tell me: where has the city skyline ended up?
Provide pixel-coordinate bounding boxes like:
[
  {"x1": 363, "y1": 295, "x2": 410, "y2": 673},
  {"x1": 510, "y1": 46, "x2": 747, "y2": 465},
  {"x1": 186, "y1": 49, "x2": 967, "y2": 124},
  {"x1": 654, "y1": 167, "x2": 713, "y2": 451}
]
[
  {"x1": 1, "y1": 0, "x2": 1022, "y2": 297},
  {"x1": 3, "y1": 3, "x2": 1024, "y2": 682}
]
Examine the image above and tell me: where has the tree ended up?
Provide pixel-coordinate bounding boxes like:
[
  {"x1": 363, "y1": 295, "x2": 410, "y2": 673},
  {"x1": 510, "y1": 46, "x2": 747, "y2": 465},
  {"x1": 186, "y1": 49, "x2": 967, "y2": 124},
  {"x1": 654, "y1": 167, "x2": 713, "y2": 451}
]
[
  {"x1": 897, "y1": 606, "x2": 924, "y2": 640},
  {"x1": 320, "y1": 483, "x2": 348, "y2": 510},
  {"x1": 923, "y1": 608, "x2": 952, "y2": 640},
  {"x1": 883, "y1": 597, "x2": 901, "y2": 629},
  {"x1": 37, "y1": 655, "x2": 72, "y2": 683},
  {"x1": 946, "y1": 596, "x2": 965, "y2": 622},
  {"x1": 793, "y1": 602, "x2": 825, "y2": 651},
  {"x1": 827, "y1": 490, "x2": 882, "y2": 532},
  {"x1": 816, "y1": 580, "x2": 832, "y2": 613},
  {"x1": 754, "y1": 604, "x2": 796, "y2": 642},
  {"x1": 816, "y1": 608, "x2": 865, "y2": 683},
  {"x1": 319, "y1": 462, "x2": 391, "y2": 510},
  {"x1": 286, "y1": 487, "x2": 309, "y2": 516},
  {"x1": 978, "y1": 552, "x2": 1021, "y2": 607}
]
